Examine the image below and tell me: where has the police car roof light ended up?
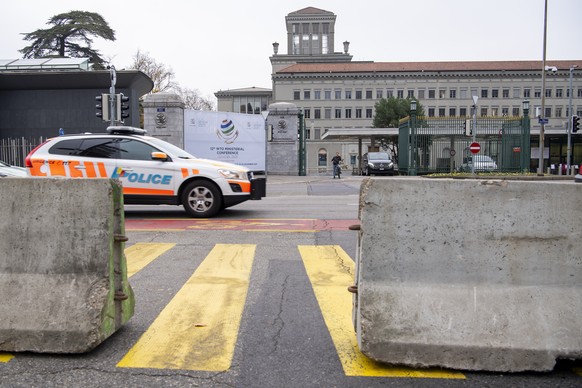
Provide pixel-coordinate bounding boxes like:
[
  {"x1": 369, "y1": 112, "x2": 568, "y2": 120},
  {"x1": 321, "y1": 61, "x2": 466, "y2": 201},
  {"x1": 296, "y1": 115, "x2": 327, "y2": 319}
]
[{"x1": 107, "y1": 126, "x2": 147, "y2": 135}]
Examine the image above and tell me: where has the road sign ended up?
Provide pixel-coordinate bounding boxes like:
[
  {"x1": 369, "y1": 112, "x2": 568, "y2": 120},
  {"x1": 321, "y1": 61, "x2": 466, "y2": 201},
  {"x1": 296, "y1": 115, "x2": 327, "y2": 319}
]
[
  {"x1": 469, "y1": 142, "x2": 481, "y2": 154},
  {"x1": 538, "y1": 118, "x2": 549, "y2": 124}
]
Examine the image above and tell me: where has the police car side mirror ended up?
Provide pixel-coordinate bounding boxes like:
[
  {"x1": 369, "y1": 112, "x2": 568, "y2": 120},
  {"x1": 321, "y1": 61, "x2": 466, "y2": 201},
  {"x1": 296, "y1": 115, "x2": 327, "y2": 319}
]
[{"x1": 151, "y1": 152, "x2": 168, "y2": 161}]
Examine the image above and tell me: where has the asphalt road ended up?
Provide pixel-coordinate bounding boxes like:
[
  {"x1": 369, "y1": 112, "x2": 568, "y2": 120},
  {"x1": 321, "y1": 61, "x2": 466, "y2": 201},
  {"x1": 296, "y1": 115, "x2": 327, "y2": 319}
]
[{"x1": 1, "y1": 175, "x2": 581, "y2": 387}]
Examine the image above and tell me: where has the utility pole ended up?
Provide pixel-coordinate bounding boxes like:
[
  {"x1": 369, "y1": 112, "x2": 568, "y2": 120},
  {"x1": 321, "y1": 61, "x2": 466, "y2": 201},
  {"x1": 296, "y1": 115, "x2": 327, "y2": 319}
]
[
  {"x1": 567, "y1": 65, "x2": 578, "y2": 174},
  {"x1": 538, "y1": 0, "x2": 548, "y2": 175},
  {"x1": 109, "y1": 65, "x2": 117, "y2": 126}
]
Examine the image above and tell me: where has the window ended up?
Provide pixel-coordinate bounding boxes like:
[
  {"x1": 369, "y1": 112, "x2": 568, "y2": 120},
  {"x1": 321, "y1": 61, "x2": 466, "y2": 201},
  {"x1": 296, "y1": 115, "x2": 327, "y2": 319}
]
[
  {"x1": 492, "y1": 89, "x2": 499, "y2": 98},
  {"x1": 556, "y1": 107, "x2": 562, "y2": 117},
  {"x1": 439, "y1": 108, "x2": 445, "y2": 117},
  {"x1": 386, "y1": 90, "x2": 394, "y2": 98},
  {"x1": 480, "y1": 107, "x2": 488, "y2": 116},
  {"x1": 449, "y1": 89, "x2": 456, "y2": 99},
  {"x1": 324, "y1": 108, "x2": 331, "y2": 119},
  {"x1": 304, "y1": 109, "x2": 311, "y2": 119},
  {"x1": 118, "y1": 139, "x2": 160, "y2": 160},
  {"x1": 76, "y1": 138, "x2": 120, "y2": 159},
  {"x1": 577, "y1": 88, "x2": 582, "y2": 98},
  {"x1": 408, "y1": 90, "x2": 415, "y2": 98},
  {"x1": 513, "y1": 88, "x2": 521, "y2": 98},
  {"x1": 491, "y1": 107, "x2": 498, "y2": 116},
  {"x1": 545, "y1": 107, "x2": 552, "y2": 118},
  {"x1": 314, "y1": 108, "x2": 321, "y2": 119},
  {"x1": 502, "y1": 107, "x2": 509, "y2": 116},
  {"x1": 460, "y1": 89, "x2": 467, "y2": 99},
  {"x1": 366, "y1": 90, "x2": 373, "y2": 99},
  {"x1": 335, "y1": 89, "x2": 342, "y2": 99},
  {"x1": 318, "y1": 149, "x2": 327, "y2": 166},
  {"x1": 534, "y1": 89, "x2": 541, "y2": 98},
  {"x1": 449, "y1": 108, "x2": 456, "y2": 116},
  {"x1": 366, "y1": 108, "x2": 373, "y2": 118},
  {"x1": 481, "y1": 89, "x2": 488, "y2": 98},
  {"x1": 545, "y1": 88, "x2": 552, "y2": 98},
  {"x1": 355, "y1": 108, "x2": 362, "y2": 118},
  {"x1": 305, "y1": 128, "x2": 311, "y2": 140},
  {"x1": 439, "y1": 89, "x2": 446, "y2": 99},
  {"x1": 345, "y1": 90, "x2": 352, "y2": 99},
  {"x1": 315, "y1": 128, "x2": 321, "y2": 139},
  {"x1": 324, "y1": 90, "x2": 331, "y2": 100},
  {"x1": 513, "y1": 107, "x2": 520, "y2": 116},
  {"x1": 355, "y1": 90, "x2": 362, "y2": 100},
  {"x1": 376, "y1": 90, "x2": 383, "y2": 99},
  {"x1": 418, "y1": 89, "x2": 425, "y2": 99},
  {"x1": 428, "y1": 108, "x2": 435, "y2": 117},
  {"x1": 524, "y1": 88, "x2": 531, "y2": 98},
  {"x1": 345, "y1": 108, "x2": 352, "y2": 118},
  {"x1": 428, "y1": 89, "x2": 435, "y2": 99},
  {"x1": 335, "y1": 108, "x2": 342, "y2": 118},
  {"x1": 304, "y1": 90, "x2": 311, "y2": 100},
  {"x1": 460, "y1": 107, "x2": 467, "y2": 117},
  {"x1": 314, "y1": 90, "x2": 321, "y2": 100},
  {"x1": 397, "y1": 90, "x2": 404, "y2": 98},
  {"x1": 556, "y1": 89, "x2": 563, "y2": 98},
  {"x1": 294, "y1": 91, "x2": 300, "y2": 100},
  {"x1": 503, "y1": 89, "x2": 510, "y2": 98}
]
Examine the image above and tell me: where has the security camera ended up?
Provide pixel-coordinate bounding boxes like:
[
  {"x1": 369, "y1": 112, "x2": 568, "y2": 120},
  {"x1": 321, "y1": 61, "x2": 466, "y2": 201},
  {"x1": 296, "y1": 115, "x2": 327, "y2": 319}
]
[{"x1": 545, "y1": 66, "x2": 558, "y2": 73}]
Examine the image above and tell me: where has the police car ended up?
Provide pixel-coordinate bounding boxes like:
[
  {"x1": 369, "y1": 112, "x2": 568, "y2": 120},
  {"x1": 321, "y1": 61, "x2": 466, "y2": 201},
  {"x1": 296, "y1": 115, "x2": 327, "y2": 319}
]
[{"x1": 25, "y1": 126, "x2": 264, "y2": 217}]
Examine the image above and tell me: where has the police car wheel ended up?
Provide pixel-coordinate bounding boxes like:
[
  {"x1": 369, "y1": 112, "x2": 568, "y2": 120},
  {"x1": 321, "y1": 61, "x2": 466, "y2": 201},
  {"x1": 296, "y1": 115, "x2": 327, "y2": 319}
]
[{"x1": 182, "y1": 180, "x2": 223, "y2": 218}]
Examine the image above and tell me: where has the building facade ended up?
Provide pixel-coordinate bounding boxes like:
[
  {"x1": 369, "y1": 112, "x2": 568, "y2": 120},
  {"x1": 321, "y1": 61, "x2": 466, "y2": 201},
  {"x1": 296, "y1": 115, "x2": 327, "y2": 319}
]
[{"x1": 216, "y1": 7, "x2": 582, "y2": 174}]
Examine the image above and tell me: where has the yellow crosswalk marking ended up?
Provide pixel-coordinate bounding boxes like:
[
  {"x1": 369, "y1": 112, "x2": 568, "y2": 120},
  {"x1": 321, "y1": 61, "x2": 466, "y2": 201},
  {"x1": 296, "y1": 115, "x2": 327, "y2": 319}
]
[
  {"x1": 117, "y1": 244, "x2": 255, "y2": 371},
  {"x1": 0, "y1": 353, "x2": 14, "y2": 363},
  {"x1": 298, "y1": 245, "x2": 465, "y2": 379},
  {"x1": 125, "y1": 243, "x2": 176, "y2": 277}
]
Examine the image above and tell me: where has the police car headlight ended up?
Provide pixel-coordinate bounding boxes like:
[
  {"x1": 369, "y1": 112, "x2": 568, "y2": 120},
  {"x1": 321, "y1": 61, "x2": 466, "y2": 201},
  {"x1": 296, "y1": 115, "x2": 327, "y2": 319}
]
[{"x1": 218, "y1": 169, "x2": 247, "y2": 180}]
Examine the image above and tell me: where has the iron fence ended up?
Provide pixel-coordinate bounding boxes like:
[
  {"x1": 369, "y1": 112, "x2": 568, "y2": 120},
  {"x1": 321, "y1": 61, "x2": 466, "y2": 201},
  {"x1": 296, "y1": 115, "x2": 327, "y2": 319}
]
[
  {"x1": 399, "y1": 116, "x2": 530, "y2": 175},
  {"x1": 0, "y1": 137, "x2": 46, "y2": 167}
]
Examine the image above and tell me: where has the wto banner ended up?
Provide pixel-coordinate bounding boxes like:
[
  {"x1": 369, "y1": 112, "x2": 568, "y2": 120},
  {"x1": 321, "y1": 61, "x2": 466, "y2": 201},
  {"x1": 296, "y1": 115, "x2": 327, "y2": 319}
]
[{"x1": 184, "y1": 110, "x2": 266, "y2": 171}]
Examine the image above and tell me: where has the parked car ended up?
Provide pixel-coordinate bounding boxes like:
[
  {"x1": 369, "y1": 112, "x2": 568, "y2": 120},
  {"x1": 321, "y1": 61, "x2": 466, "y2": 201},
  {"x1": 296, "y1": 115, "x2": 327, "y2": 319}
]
[
  {"x1": 0, "y1": 160, "x2": 27, "y2": 177},
  {"x1": 25, "y1": 126, "x2": 265, "y2": 217},
  {"x1": 458, "y1": 155, "x2": 498, "y2": 172},
  {"x1": 362, "y1": 152, "x2": 395, "y2": 176}
]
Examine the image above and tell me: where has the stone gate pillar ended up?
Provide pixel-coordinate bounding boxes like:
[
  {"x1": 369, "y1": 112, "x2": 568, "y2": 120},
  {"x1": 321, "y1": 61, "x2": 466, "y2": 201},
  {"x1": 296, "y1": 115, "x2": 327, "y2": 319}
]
[
  {"x1": 143, "y1": 93, "x2": 185, "y2": 148},
  {"x1": 266, "y1": 102, "x2": 299, "y2": 175}
]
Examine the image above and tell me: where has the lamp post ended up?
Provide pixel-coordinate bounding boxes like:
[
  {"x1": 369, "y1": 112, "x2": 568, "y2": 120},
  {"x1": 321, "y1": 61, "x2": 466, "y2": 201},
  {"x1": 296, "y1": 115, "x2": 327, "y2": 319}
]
[
  {"x1": 261, "y1": 110, "x2": 269, "y2": 175},
  {"x1": 538, "y1": 0, "x2": 548, "y2": 175},
  {"x1": 410, "y1": 100, "x2": 417, "y2": 176},
  {"x1": 567, "y1": 65, "x2": 578, "y2": 174},
  {"x1": 297, "y1": 110, "x2": 306, "y2": 176},
  {"x1": 472, "y1": 95, "x2": 479, "y2": 175},
  {"x1": 522, "y1": 100, "x2": 530, "y2": 172}
]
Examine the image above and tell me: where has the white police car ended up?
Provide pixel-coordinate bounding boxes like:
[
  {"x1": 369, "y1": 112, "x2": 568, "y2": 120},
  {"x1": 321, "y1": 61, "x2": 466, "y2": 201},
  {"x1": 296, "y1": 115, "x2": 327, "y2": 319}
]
[{"x1": 25, "y1": 126, "x2": 264, "y2": 217}]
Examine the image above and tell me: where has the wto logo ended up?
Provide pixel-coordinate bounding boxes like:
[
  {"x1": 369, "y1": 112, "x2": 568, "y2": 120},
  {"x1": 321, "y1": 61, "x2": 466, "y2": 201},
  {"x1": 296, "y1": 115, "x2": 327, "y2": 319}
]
[{"x1": 216, "y1": 119, "x2": 239, "y2": 144}]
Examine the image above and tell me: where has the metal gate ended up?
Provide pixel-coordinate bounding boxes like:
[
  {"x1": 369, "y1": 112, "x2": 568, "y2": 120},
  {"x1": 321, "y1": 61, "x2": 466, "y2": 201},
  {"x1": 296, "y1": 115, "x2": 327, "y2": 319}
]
[{"x1": 399, "y1": 116, "x2": 530, "y2": 175}]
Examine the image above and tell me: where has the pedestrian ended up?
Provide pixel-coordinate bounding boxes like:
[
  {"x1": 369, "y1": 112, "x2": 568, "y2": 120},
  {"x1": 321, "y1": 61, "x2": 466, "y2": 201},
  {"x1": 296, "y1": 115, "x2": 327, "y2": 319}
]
[{"x1": 332, "y1": 152, "x2": 342, "y2": 179}]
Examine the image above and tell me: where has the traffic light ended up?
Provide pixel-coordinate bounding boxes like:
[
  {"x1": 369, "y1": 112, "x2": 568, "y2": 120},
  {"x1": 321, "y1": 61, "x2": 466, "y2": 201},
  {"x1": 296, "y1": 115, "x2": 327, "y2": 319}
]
[
  {"x1": 464, "y1": 119, "x2": 472, "y2": 136},
  {"x1": 95, "y1": 93, "x2": 110, "y2": 121},
  {"x1": 117, "y1": 93, "x2": 130, "y2": 121},
  {"x1": 573, "y1": 115, "x2": 580, "y2": 133}
]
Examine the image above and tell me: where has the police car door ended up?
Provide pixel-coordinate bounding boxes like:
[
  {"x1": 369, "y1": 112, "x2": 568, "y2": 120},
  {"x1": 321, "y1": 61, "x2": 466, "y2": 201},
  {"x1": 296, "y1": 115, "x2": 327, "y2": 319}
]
[{"x1": 114, "y1": 138, "x2": 177, "y2": 202}]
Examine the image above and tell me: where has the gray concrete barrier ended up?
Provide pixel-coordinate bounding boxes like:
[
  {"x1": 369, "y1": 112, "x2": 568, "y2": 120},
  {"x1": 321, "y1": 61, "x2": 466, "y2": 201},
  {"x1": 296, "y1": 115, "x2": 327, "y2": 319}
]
[
  {"x1": 354, "y1": 177, "x2": 582, "y2": 372},
  {"x1": 0, "y1": 178, "x2": 134, "y2": 353}
]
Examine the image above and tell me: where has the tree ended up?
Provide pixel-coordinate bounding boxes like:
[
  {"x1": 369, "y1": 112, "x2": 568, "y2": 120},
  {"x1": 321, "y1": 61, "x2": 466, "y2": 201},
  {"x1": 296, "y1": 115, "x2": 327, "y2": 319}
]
[
  {"x1": 372, "y1": 97, "x2": 424, "y2": 128},
  {"x1": 129, "y1": 50, "x2": 215, "y2": 111},
  {"x1": 130, "y1": 50, "x2": 178, "y2": 93},
  {"x1": 19, "y1": 11, "x2": 115, "y2": 69}
]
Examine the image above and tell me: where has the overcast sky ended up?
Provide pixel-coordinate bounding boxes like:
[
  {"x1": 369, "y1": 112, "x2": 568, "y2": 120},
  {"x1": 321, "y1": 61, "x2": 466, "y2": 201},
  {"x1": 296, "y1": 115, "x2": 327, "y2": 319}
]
[{"x1": 1, "y1": 0, "x2": 581, "y2": 100}]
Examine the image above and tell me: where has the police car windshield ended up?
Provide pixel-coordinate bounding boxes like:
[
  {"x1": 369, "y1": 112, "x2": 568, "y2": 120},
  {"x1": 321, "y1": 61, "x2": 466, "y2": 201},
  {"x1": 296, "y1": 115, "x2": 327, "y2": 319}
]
[{"x1": 148, "y1": 137, "x2": 196, "y2": 159}]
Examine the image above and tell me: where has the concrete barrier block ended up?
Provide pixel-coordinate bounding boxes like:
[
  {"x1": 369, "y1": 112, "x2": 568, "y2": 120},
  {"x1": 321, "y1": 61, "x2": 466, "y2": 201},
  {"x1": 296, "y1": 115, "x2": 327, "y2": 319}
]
[
  {"x1": 355, "y1": 177, "x2": 582, "y2": 372},
  {"x1": 0, "y1": 178, "x2": 134, "y2": 353}
]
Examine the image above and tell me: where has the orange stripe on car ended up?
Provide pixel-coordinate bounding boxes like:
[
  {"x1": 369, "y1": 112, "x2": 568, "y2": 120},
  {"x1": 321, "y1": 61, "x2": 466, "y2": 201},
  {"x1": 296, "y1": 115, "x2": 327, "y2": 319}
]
[
  {"x1": 48, "y1": 160, "x2": 66, "y2": 176},
  {"x1": 181, "y1": 168, "x2": 200, "y2": 178},
  {"x1": 181, "y1": 168, "x2": 188, "y2": 178},
  {"x1": 97, "y1": 162, "x2": 107, "y2": 177},
  {"x1": 29, "y1": 160, "x2": 47, "y2": 176},
  {"x1": 123, "y1": 187, "x2": 174, "y2": 196},
  {"x1": 68, "y1": 161, "x2": 84, "y2": 178},
  {"x1": 84, "y1": 162, "x2": 97, "y2": 178},
  {"x1": 229, "y1": 180, "x2": 251, "y2": 193}
]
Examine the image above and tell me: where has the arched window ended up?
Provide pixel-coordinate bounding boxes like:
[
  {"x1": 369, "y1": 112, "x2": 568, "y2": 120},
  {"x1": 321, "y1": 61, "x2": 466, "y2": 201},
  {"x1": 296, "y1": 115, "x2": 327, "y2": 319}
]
[{"x1": 318, "y1": 148, "x2": 327, "y2": 166}]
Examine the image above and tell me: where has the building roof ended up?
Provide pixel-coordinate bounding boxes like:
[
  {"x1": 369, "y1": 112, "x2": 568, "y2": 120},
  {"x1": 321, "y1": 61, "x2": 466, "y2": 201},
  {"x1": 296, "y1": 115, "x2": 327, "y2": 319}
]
[
  {"x1": 277, "y1": 60, "x2": 581, "y2": 74},
  {"x1": 214, "y1": 86, "x2": 272, "y2": 97},
  {"x1": 287, "y1": 7, "x2": 333, "y2": 16}
]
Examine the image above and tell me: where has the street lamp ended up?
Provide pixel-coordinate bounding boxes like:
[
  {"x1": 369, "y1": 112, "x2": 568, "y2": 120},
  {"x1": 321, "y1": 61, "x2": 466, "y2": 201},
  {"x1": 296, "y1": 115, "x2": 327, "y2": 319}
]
[
  {"x1": 567, "y1": 65, "x2": 578, "y2": 174},
  {"x1": 471, "y1": 95, "x2": 479, "y2": 175},
  {"x1": 409, "y1": 100, "x2": 417, "y2": 176},
  {"x1": 522, "y1": 100, "x2": 530, "y2": 172}
]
